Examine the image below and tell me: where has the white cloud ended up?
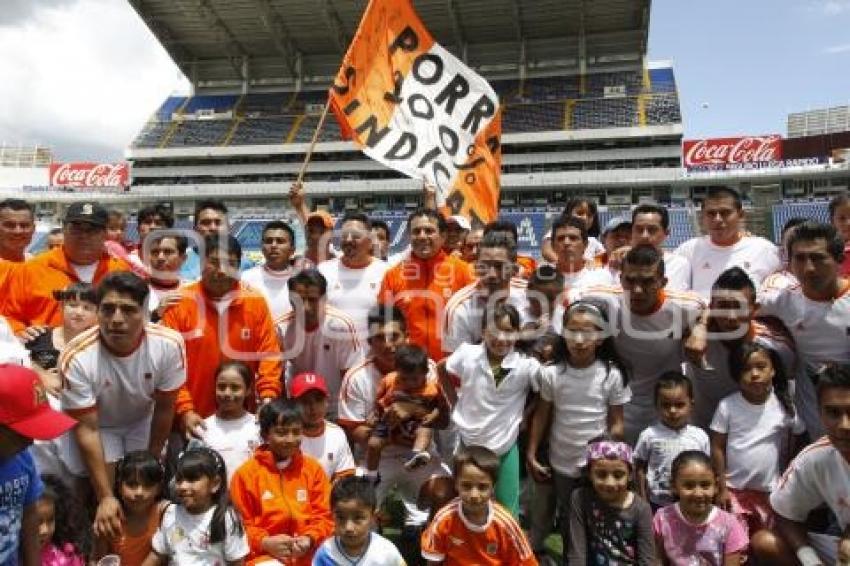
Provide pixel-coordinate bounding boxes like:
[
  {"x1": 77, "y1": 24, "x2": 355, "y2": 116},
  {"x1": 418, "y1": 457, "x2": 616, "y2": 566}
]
[
  {"x1": 824, "y1": 43, "x2": 850, "y2": 54},
  {"x1": 0, "y1": 0, "x2": 188, "y2": 161},
  {"x1": 816, "y1": 0, "x2": 850, "y2": 15}
]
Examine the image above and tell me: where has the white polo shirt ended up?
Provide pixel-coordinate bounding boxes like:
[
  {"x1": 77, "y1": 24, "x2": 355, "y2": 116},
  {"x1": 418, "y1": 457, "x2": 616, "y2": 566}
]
[
  {"x1": 276, "y1": 306, "x2": 363, "y2": 418},
  {"x1": 318, "y1": 257, "x2": 388, "y2": 340},
  {"x1": 59, "y1": 324, "x2": 186, "y2": 428},
  {"x1": 568, "y1": 286, "x2": 705, "y2": 442},
  {"x1": 444, "y1": 343, "x2": 542, "y2": 455},
  {"x1": 675, "y1": 235, "x2": 781, "y2": 299},
  {"x1": 771, "y1": 437, "x2": 850, "y2": 530},
  {"x1": 241, "y1": 264, "x2": 297, "y2": 319},
  {"x1": 442, "y1": 278, "x2": 531, "y2": 353}
]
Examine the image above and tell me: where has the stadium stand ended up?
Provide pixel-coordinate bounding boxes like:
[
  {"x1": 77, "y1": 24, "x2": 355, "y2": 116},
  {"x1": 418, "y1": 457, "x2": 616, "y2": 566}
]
[
  {"x1": 771, "y1": 200, "x2": 830, "y2": 242},
  {"x1": 131, "y1": 66, "x2": 684, "y2": 149}
]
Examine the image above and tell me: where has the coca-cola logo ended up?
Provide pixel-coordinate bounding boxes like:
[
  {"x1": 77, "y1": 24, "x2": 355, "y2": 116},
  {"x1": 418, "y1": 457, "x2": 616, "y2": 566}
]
[
  {"x1": 49, "y1": 162, "x2": 129, "y2": 188},
  {"x1": 683, "y1": 135, "x2": 783, "y2": 168}
]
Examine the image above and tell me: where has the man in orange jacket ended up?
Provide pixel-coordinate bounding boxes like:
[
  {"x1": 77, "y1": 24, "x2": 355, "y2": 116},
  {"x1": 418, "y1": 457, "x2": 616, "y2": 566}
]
[
  {"x1": 2, "y1": 202, "x2": 131, "y2": 333},
  {"x1": 161, "y1": 234, "x2": 282, "y2": 438},
  {"x1": 378, "y1": 208, "x2": 474, "y2": 361}
]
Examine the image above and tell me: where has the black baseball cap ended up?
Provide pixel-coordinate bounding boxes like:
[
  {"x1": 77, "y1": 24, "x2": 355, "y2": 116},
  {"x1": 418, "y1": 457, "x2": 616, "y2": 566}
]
[{"x1": 64, "y1": 202, "x2": 108, "y2": 228}]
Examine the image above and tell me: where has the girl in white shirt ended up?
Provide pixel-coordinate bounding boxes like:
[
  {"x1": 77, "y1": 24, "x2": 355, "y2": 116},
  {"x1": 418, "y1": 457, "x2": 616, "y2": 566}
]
[
  {"x1": 201, "y1": 362, "x2": 260, "y2": 485},
  {"x1": 525, "y1": 299, "x2": 631, "y2": 555},
  {"x1": 146, "y1": 447, "x2": 249, "y2": 565},
  {"x1": 710, "y1": 342, "x2": 806, "y2": 537}
]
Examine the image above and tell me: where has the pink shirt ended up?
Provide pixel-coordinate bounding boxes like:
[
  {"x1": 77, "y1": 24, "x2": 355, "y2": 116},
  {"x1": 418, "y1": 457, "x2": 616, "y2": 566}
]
[
  {"x1": 41, "y1": 543, "x2": 85, "y2": 566},
  {"x1": 653, "y1": 504, "x2": 748, "y2": 565}
]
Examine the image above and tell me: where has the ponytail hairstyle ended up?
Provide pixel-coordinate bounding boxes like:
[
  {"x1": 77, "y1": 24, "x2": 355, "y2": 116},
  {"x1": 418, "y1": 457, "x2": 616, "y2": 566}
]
[
  {"x1": 175, "y1": 447, "x2": 243, "y2": 544},
  {"x1": 729, "y1": 342, "x2": 794, "y2": 417},
  {"x1": 561, "y1": 299, "x2": 628, "y2": 385}
]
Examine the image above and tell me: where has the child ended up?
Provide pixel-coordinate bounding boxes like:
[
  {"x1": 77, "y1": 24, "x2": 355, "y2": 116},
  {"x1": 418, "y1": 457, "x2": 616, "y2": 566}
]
[
  {"x1": 710, "y1": 343, "x2": 805, "y2": 535},
  {"x1": 146, "y1": 447, "x2": 249, "y2": 565},
  {"x1": 635, "y1": 372, "x2": 710, "y2": 510},
  {"x1": 440, "y1": 302, "x2": 544, "y2": 516},
  {"x1": 313, "y1": 476, "x2": 405, "y2": 565},
  {"x1": 102, "y1": 450, "x2": 168, "y2": 566},
  {"x1": 229, "y1": 398, "x2": 333, "y2": 566},
  {"x1": 38, "y1": 474, "x2": 90, "y2": 565},
  {"x1": 0, "y1": 364, "x2": 76, "y2": 565},
  {"x1": 653, "y1": 451, "x2": 748, "y2": 565},
  {"x1": 421, "y1": 445, "x2": 537, "y2": 565},
  {"x1": 525, "y1": 300, "x2": 630, "y2": 551},
  {"x1": 290, "y1": 371, "x2": 356, "y2": 482},
  {"x1": 201, "y1": 361, "x2": 261, "y2": 485},
  {"x1": 367, "y1": 344, "x2": 446, "y2": 475},
  {"x1": 567, "y1": 438, "x2": 654, "y2": 565}
]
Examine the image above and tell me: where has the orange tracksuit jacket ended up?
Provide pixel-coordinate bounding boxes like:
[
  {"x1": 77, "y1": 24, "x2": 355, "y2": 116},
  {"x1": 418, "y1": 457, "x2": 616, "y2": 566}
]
[
  {"x1": 2, "y1": 247, "x2": 130, "y2": 332},
  {"x1": 160, "y1": 281, "x2": 282, "y2": 418},
  {"x1": 229, "y1": 447, "x2": 333, "y2": 566},
  {"x1": 378, "y1": 250, "x2": 474, "y2": 361}
]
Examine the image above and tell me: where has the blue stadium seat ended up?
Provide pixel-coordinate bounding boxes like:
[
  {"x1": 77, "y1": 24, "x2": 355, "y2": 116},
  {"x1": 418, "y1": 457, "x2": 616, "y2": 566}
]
[
  {"x1": 771, "y1": 202, "x2": 829, "y2": 241},
  {"x1": 183, "y1": 95, "x2": 239, "y2": 114}
]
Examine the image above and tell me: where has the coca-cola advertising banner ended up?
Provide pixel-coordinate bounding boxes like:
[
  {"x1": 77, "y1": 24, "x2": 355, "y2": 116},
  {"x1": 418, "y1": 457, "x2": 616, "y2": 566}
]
[
  {"x1": 49, "y1": 162, "x2": 129, "y2": 189},
  {"x1": 683, "y1": 135, "x2": 784, "y2": 170}
]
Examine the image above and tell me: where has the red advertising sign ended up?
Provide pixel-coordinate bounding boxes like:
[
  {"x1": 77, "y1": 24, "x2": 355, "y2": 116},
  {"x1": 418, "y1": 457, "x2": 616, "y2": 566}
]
[
  {"x1": 683, "y1": 135, "x2": 783, "y2": 169},
  {"x1": 49, "y1": 162, "x2": 129, "y2": 188}
]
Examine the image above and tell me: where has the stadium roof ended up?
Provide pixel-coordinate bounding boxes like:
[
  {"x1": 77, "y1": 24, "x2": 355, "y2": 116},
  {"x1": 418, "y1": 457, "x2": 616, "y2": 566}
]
[{"x1": 128, "y1": 0, "x2": 650, "y2": 89}]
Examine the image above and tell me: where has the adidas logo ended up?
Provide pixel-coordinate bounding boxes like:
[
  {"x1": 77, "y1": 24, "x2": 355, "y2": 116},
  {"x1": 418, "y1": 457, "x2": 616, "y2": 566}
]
[{"x1": 262, "y1": 490, "x2": 274, "y2": 500}]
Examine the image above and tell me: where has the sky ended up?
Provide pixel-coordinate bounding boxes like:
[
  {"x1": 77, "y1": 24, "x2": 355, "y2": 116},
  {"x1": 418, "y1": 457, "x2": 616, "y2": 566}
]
[{"x1": 0, "y1": 0, "x2": 848, "y2": 161}]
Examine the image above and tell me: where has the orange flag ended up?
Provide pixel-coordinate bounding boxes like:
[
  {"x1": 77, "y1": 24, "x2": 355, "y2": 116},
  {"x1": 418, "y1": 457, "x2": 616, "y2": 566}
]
[{"x1": 328, "y1": 0, "x2": 502, "y2": 225}]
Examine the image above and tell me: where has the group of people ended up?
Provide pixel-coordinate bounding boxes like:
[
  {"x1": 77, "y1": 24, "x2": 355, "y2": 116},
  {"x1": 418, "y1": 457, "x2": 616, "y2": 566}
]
[{"x1": 0, "y1": 184, "x2": 849, "y2": 566}]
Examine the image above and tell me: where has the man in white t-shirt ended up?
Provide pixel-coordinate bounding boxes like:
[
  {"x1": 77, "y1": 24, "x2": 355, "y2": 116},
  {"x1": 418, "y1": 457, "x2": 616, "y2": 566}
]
[
  {"x1": 549, "y1": 215, "x2": 614, "y2": 290},
  {"x1": 290, "y1": 371, "x2": 355, "y2": 482},
  {"x1": 686, "y1": 266, "x2": 797, "y2": 428},
  {"x1": 760, "y1": 217, "x2": 808, "y2": 297},
  {"x1": 241, "y1": 220, "x2": 300, "y2": 319},
  {"x1": 59, "y1": 271, "x2": 186, "y2": 539},
  {"x1": 571, "y1": 245, "x2": 705, "y2": 443},
  {"x1": 337, "y1": 304, "x2": 453, "y2": 531},
  {"x1": 318, "y1": 213, "x2": 388, "y2": 341},
  {"x1": 442, "y1": 231, "x2": 530, "y2": 354},
  {"x1": 675, "y1": 186, "x2": 780, "y2": 299},
  {"x1": 631, "y1": 203, "x2": 692, "y2": 291},
  {"x1": 276, "y1": 269, "x2": 363, "y2": 419},
  {"x1": 144, "y1": 232, "x2": 188, "y2": 321},
  {"x1": 757, "y1": 221, "x2": 850, "y2": 439},
  {"x1": 755, "y1": 364, "x2": 850, "y2": 565}
]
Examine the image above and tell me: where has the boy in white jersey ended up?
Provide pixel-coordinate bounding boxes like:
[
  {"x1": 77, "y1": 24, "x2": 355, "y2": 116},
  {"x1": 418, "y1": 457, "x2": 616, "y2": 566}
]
[
  {"x1": 757, "y1": 221, "x2": 850, "y2": 438},
  {"x1": 290, "y1": 371, "x2": 355, "y2": 482},
  {"x1": 276, "y1": 269, "x2": 363, "y2": 419},
  {"x1": 59, "y1": 271, "x2": 186, "y2": 540},
  {"x1": 240, "y1": 220, "x2": 299, "y2": 319},
  {"x1": 313, "y1": 475, "x2": 405, "y2": 565},
  {"x1": 675, "y1": 186, "x2": 780, "y2": 299},
  {"x1": 753, "y1": 364, "x2": 850, "y2": 565},
  {"x1": 318, "y1": 212, "x2": 388, "y2": 341}
]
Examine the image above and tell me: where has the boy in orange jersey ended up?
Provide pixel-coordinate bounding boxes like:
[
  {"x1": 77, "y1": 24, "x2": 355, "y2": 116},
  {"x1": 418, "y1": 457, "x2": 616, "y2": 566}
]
[
  {"x1": 230, "y1": 398, "x2": 333, "y2": 566},
  {"x1": 365, "y1": 344, "x2": 448, "y2": 477},
  {"x1": 421, "y1": 445, "x2": 538, "y2": 566}
]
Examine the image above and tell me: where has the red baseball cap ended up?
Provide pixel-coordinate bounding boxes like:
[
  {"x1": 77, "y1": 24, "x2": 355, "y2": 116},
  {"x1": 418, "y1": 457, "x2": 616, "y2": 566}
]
[
  {"x1": 289, "y1": 372, "x2": 328, "y2": 399},
  {"x1": 0, "y1": 364, "x2": 77, "y2": 440}
]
